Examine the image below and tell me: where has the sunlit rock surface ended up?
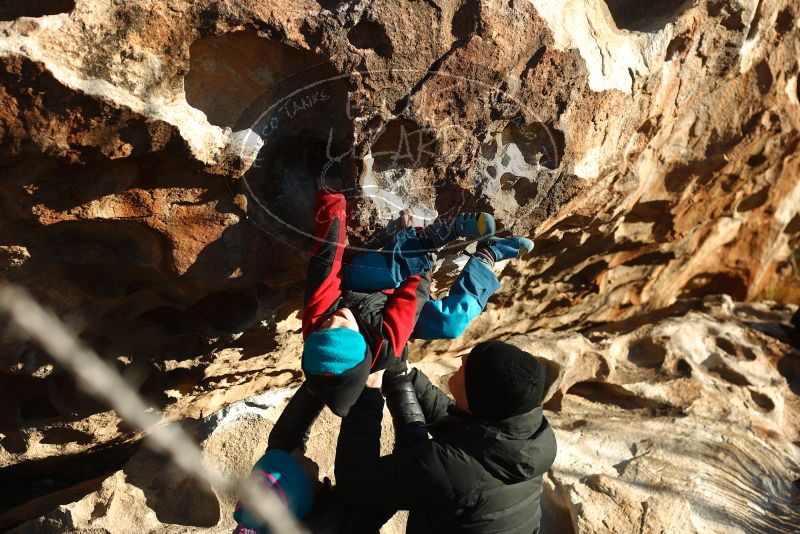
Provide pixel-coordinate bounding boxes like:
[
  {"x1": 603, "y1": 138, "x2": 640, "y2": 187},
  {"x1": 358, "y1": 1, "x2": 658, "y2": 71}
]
[
  {"x1": 1, "y1": 0, "x2": 799, "y2": 530},
  {"x1": 8, "y1": 299, "x2": 800, "y2": 533}
]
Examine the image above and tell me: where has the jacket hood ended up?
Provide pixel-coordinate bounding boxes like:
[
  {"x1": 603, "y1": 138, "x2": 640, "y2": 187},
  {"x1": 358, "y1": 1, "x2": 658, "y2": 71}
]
[{"x1": 434, "y1": 405, "x2": 557, "y2": 484}]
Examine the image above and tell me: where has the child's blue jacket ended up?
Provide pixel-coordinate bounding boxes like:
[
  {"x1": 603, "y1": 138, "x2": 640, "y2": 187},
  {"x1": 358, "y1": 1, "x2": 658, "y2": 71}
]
[{"x1": 412, "y1": 257, "x2": 501, "y2": 340}]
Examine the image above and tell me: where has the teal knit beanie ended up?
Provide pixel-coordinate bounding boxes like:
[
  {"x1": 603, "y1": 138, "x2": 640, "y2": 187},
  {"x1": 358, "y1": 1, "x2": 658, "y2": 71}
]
[
  {"x1": 233, "y1": 449, "x2": 314, "y2": 531},
  {"x1": 302, "y1": 328, "x2": 367, "y2": 375}
]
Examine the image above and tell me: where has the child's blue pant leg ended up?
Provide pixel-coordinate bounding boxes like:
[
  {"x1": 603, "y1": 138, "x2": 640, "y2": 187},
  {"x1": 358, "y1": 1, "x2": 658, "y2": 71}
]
[
  {"x1": 346, "y1": 228, "x2": 434, "y2": 292},
  {"x1": 413, "y1": 258, "x2": 501, "y2": 339}
]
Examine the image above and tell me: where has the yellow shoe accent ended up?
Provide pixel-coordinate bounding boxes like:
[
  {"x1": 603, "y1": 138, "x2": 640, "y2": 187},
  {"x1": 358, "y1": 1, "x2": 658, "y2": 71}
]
[{"x1": 477, "y1": 214, "x2": 487, "y2": 237}]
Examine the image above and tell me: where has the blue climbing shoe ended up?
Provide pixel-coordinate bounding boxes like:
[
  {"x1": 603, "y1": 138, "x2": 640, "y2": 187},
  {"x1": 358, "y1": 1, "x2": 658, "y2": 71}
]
[
  {"x1": 484, "y1": 236, "x2": 534, "y2": 261},
  {"x1": 422, "y1": 212, "x2": 495, "y2": 248},
  {"x1": 455, "y1": 212, "x2": 495, "y2": 240}
]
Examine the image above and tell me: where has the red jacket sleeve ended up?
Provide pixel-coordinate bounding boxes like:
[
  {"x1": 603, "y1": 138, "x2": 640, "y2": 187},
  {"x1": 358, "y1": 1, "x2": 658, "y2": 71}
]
[
  {"x1": 302, "y1": 191, "x2": 347, "y2": 338},
  {"x1": 380, "y1": 273, "x2": 428, "y2": 358}
]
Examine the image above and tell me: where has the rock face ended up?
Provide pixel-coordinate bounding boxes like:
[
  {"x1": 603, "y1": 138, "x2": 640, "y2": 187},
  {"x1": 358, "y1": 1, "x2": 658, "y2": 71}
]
[
  {"x1": 528, "y1": 297, "x2": 800, "y2": 534},
  {"x1": 8, "y1": 382, "x2": 412, "y2": 534},
  {"x1": 0, "y1": 0, "x2": 799, "y2": 531},
  {"x1": 8, "y1": 299, "x2": 800, "y2": 533}
]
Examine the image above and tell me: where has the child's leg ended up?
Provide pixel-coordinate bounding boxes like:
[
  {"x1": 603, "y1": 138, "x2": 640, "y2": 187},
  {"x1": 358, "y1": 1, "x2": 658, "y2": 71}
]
[
  {"x1": 412, "y1": 257, "x2": 501, "y2": 340},
  {"x1": 345, "y1": 227, "x2": 434, "y2": 292},
  {"x1": 345, "y1": 211, "x2": 496, "y2": 293},
  {"x1": 268, "y1": 381, "x2": 325, "y2": 453}
]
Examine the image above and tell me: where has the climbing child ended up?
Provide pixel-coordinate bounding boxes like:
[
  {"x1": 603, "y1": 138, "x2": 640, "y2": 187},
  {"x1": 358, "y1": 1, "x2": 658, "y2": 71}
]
[
  {"x1": 233, "y1": 170, "x2": 535, "y2": 532},
  {"x1": 300, "y1": 178, "x2": 533, "y2": 417}
]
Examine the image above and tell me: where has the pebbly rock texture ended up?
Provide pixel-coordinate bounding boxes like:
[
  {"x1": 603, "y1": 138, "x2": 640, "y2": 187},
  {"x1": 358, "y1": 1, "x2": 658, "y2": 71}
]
[
  {"x1": 0, "y1": 0, "x2": 799, "y2": 530},
  {"x1": 6, "y1": 383, "x2": 412, "y2": 534},
  {"x1": 8, "y1": 299, "x2": 800, "y2": 533},
  {"x1": 526, "y1": 297, "x2": 800, "y2": 534}
]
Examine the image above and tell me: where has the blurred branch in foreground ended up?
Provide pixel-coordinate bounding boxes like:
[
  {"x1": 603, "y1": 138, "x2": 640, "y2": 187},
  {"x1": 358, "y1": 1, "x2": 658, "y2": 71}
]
[{"x1": 0, "y1": 282, "x2": 306, "y2": 534}]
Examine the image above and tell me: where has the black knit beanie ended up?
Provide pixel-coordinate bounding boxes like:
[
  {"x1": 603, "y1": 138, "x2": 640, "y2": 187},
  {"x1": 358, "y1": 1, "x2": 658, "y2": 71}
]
[{"x1": 464, "y1": 340, "x2": 545, "y2": 420}]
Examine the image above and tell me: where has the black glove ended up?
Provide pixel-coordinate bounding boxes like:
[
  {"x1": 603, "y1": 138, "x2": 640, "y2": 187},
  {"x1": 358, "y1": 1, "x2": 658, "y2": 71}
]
[
  {"x1": 383, "y1": 357, "x2": 409, "y2": 386},
  {"x1": 382, "y1": 369, "x2": 428, "y2": 450}
]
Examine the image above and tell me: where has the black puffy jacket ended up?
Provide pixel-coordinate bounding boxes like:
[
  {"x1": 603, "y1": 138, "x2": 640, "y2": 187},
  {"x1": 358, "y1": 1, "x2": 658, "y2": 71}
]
[{"x1": 335, "y1": 369, "x2": 557, "y2": 533}]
